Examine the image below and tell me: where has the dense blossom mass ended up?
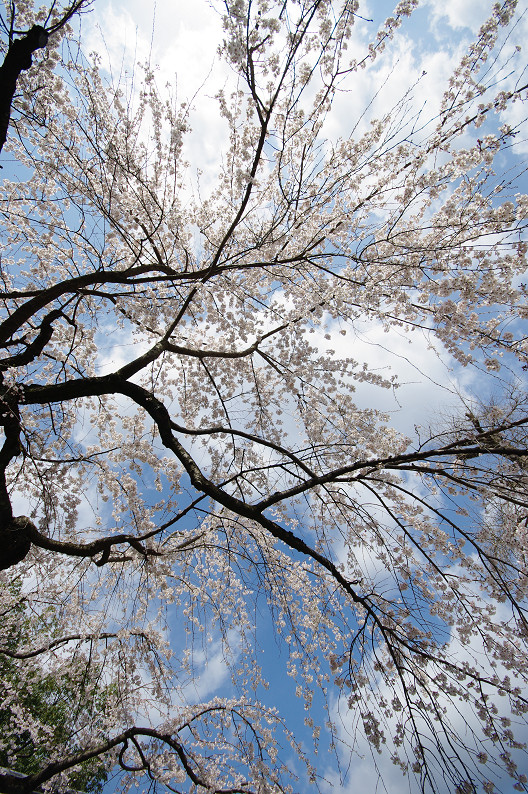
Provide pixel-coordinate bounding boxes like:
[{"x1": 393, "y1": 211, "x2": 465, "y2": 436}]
[{"x1": 0, "y1": 0, "x2": 527, "y2": 791}]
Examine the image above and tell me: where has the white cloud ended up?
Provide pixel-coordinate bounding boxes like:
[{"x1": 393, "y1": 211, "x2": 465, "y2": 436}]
[
  {"x1": 425, "y1": 0, "x2": 493, "y2": 33},
  {"x1": 182, "y1": 638, "x2": 232, "y2": 701}
]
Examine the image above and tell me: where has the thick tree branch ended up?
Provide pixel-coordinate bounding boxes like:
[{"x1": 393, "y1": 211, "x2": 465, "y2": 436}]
[
  {"x1": 0, "y1": 266, "x2": 179, "y2": 346},
  {"x1": 0, "y1": 725, "x2": 258, "y2": 794}
]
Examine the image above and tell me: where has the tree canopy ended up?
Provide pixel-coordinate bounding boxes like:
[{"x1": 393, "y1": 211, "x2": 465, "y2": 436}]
[{"x1": 0, "y1": 0, "x2": 527, "y2": 792}]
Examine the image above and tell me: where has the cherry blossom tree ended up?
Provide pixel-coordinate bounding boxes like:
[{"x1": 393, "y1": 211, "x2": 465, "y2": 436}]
[{"x1": 0, "y1": 0, "x2": 527, "y2": 791}]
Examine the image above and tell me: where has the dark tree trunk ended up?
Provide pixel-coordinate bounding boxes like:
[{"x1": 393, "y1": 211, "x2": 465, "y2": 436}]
[{"x1": 0, "y1": 25, "x2": 48, "y2": 154}]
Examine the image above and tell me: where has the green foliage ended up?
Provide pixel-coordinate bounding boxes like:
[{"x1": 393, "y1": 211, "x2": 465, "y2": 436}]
[{"x1": 0, "y1": 585, "x2": 108, "y2": 793}]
